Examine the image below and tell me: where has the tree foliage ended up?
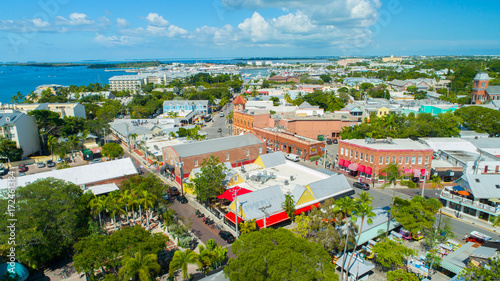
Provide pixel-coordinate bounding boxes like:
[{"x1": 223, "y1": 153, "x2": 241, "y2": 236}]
[
  {"x1": 392, "y1": 196, "x2": 442, "y2": 235},
  {"x1": 282, "y1": 194, "x2": 296, "y2": 222},
  {"x1": 224, "y1": 228, "x2": 338, "y2": 281},
  {"x1": 191, "y1": 156, "x2": 228, "y2": 202},
  {"x1": 0, "y1": 138, "x2": 24, "y2": 161},
  {"x1": 0, "y1": 178, "x2": 92, "y2": 269},
  {"x1": 461, "y1": 257, "x2": 500, "y2": 281},
  {"x1": 386, "y1": 269, "x2": 419, "y2": 281},
  {"x1": 454, "y1": 106, "x2": 500, "y2": 135},
  {"x1": 101, "y1": 143, "x2": 124, "y2": 159},
  {"x1": 372, "y1": 238, "x2": 416, "y2": 269}
]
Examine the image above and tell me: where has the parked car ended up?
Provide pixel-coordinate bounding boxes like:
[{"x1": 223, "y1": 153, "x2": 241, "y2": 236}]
[
  {"x1": 18, "y1": 164, "x2": 27, "y2": 172},
  {"x1": 168, "y1": 186, "x2": 180, "y2": 196},
  {"x1": 37, "y1": 162, "x2": 46, "y2": 168},
  {"x1": 353, "y1": 182, "x2": 370, "y2": 190},
  {"x1": 333, "y1": 139, "x2": 338, "y2": 144},
  {"x1": 217, "y1": 128, "x2": 222, "y2": 132},
  {"x1": 162, "y1": 194, "x2": 170, "y2": 200},
  {"x1": 56, "y1": 158, "x2": 64, "y2": 164},
  {"x1": 0, "y1": 164, "x2": 9, "y2": 175},
  {"x1": 176, "y1": 195, "x2": 188, "y2": 204},
  {"x1": 326, "y1": 138, "x2": 333, "y2": 145},
  {"x1": 46, "y1": 160, "x2": 55, "y2": 168},
  {"x1": 219, "y1": 231, "x2": 235, "y2": 244},
  {"x1": 89, "y1": 159, "x2": 102, "y2": 164},
  {"x1": 285, "y1": 154, "x2": 300, "y2": 162},
  {"x1": 220, "y1": 112, "x2": 224, "y2": 117}
]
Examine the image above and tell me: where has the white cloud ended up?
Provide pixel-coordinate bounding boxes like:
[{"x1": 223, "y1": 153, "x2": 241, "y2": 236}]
[
  {"x1": 93, "y1": 33, "x2": 139, "y2": 47},
  {"x1": 55, "y1": 13, "x2": 94, "y2": 26},
  {"x1": 31, "y1": 18, "x2": 50, "y2": 28},
  {"x1": 116, "y1": 18, "x2": 130, "y2": 28},
  {"x1": 145, "y1": 13, "x2": 169, "y2": 27}
]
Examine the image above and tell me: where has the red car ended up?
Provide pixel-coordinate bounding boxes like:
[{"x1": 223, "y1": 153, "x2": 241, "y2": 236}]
[{"x1": 18, "y1": 164, "x2": 27, "y2": 172}]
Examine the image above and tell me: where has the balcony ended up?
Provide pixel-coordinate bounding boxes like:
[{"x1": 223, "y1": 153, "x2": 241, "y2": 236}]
[{"x1": 440, "y1": 191, "x2": 500, "y2": 214}]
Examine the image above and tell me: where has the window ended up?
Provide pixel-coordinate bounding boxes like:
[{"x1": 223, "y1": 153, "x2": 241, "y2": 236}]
[
  {"x1": 399, "y1": 156, "x2": 403, "y2": 164},
  {"x1": 482, "y1": 82, "x2": 486, "y2": 87},
  {"x1": 405, "y1": 156, "x2": 409, "y2": 164},
  {"x1": 425, "y1": 156, "x2": 429, "y2": 164},
  {"x1": 194, "y1": 159, "x2": 198, "y2": 167},
  {"x1": 418, "y1": 156, "x2": 422, "y2": 164},
  {"x1": 386, "y1": 156, "x2": 390, "y2": 164},
  {"x1": 411, "y1": 156, "x2": 416, "y2": 164},
  {"x1": 496, "y1": 184, "x2": 500, "y2": 189},
  {"x1": 360, "y1": 152, "x2": 364, "y2": 161},
  {"x1": 350, "y1": 150, "x2": 353, "y2": 157},
  {"x1": 246, "y1": 149, "x2": 250, "y2": 157},
  {"x1": 234, "y1": 175, "x2": 238, "y2": 181},
  {"x1": 355, "y1": 151, "x2": 358, "y2": 159},
  {"x1": 341, "y1": 147, "x2": 344, "y2": 155},
  {"x1": 365, "y1": 154, "x2": 368, "y2": 162},
  {"x1": 226, "y1": 153, "x2": 229, "y2": 161},
  {"x1": 379, "y1": 157, "x2": 383, "y2": 164},
  {"x1": 392, "y1": 156, "x2": 397, "y2": 163},
  {"x1": 370, "y1": 155, "x2": 373, "y2": 163},
  {"x1": 259, "y1": 147, "x2": 262, "y2": 154}
]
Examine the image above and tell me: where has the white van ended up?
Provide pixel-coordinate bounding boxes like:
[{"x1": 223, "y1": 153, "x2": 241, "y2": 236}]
[
  {"x1": 220, "y1": 112, "x2": 225, "y2": 117},
  {"x1": 285, "y1": 154, "x2": 300, "y2": 162}
]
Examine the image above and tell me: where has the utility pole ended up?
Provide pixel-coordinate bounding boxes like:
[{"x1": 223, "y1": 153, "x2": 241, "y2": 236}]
[
  {"x1": 177, "y1": 159, "x2": 184, "y2": 196},
  {"x1": 420, "y1": 164, "x2": 428, "y2": 198},
  {"x1": 233, "y1": 187, "x2": 241, "y2": 238},
  {"x1": 324, "y1": 148, "x2": 328, "y2": 168},
  {"x1": 103, "y1": 128, "x2": 107, "y2": 144},
  {"x1": 259, "y1": 205, "x2": 272, "y2": 229}
]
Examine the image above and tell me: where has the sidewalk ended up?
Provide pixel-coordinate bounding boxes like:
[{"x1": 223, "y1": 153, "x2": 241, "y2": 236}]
[{"x1": 440, "y1": 208, "x2": 500, "y2": 233}]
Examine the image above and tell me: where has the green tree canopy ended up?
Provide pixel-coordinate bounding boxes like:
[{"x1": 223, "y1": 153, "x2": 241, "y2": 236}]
[
  {"x1": 0, "y1": 138, "x2": 24, "y2": 161},
  {"x1": 386, "y1": 269, "x2": 419, "y2": 281},
  {"x1": 461, "y1": 257, "x2": 500, "y2": 280},
  {"x1": 454, "y1": 106, "x2": 500, "y2": 135},
  {"x1": 191, "y1": 156, "x2": 228, "y2": 202},
  {"x1": 224, "y1": 228, "x2": 338, "y2": 281},
  {"x1": 372, "y1": 238, "x2": 416, "y2": 269},
  {"x1": 101, "y1": 143, "x2": 124, "y2": 159},
  {"x1": 392, "y1": 196, "x2": 442, "y2": 235},
  {"x1": 0, "y1": 178, "x2": 92, "y2": 269}
]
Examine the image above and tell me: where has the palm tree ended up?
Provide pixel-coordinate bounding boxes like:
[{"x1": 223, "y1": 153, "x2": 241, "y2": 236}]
[
  {"x1": 238, "y1": 219, "x2": 257, "y2": 235},
  {"x1": 47, "y1": 135, "x2": 58, "y2": 161},
  {"x1": 106, "y1": 193, "x2": 126, "y2": 230},
  {"x1": 356, "y1": 191, "x2": 374, "y2": 205},
  {"x1": 68, "y1": 134, "x2": 81, "y2": 161},
  {"x1": 282, "y1": 194, "x2": 296, "y2": 222},
  {"x1": 139, "y1": 190, "x2": 156, "y2": 229},
  {"x1": 429, "y1": 175, "x2": 444, "y2": 190},
  {"x1": 120, "y1": 190, "x2": 134, "y2": 223},
  {"x1": 128, "y1": 133, "x2": 138, "y2": 151},
  {"x1": 334, "y1": 197, "x2": 357, "y2": 281},
  {"x1": 119, "y1": 252, "x2": 160, "y2": 281},
  {"x1": 79, "y1": 130, "x2": 89, "y2": 149},
  {"x1": 88, "y1": 195, "x2": 106, "y2": 228},
  {"x1": 344, "y1": 202, "x2": 376, "y2": 281},
  {"x1": 196, "y1": 245, "x2": 215, "y2": 274},
  {"x1": 381, "y1": 163, "x2": 416, "y2": 237},
  {"x1": 169, "y1": 249, "x2": 199, "y2": 280}
]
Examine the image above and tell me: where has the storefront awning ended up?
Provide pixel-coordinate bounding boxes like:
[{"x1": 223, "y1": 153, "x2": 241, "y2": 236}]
[
  {"x1": 413, "y1": 169, "x2": 421, "y2": 177},
  {"x1": 421, "y1": 169, "x2": 426, "y2": 176},
  {"x1": 348, "y1": 163, "x2": 359, "y2": 171},
  {"x1": 458, "y1": 190, "x2": 470, "y2": 196},
  {"x1": 224, "y1": 212, "x2": 243, "y2": 224},
  {"x1": 489, "y1": 198, "x2": 500, "y2": 203},
  {"x1": 344, "y1": 160, "x2": 351, "y2": 168},
  {"x1": 217, "y1": 186, "x2": 252, "y2": 201},
  {"x1": 256, "y1": 211, "x2": 289, "y2": 228},
  {"x1": 358, "y1": 165, "x2": 366, "y2": 174},
  {"x1": 295, "y1": 203, "x2": 320, "y2": 215},
  {"x1": 338, "y1": 159, "x2": 345, "y2": 167},
  {"x1": 452, "y1": 185, "x2": 465, "y2": 191},
  {"x1": 365, "y1": 167, "x2": 373, "y2": 175},
  {"x1": 404, "y1": 168, "x2": 412, "y2": 174}
]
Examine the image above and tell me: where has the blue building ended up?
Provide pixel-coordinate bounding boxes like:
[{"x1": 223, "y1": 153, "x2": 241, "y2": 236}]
[{"x1": 163, "y1": 100, "x2": 210, "y2": 117}]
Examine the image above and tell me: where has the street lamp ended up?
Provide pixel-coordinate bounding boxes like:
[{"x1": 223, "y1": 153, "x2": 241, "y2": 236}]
[
  {"x1": 232, "y1": 187, "x2": 241, "y2": 238},
  {"x1": 176, "y1": 159, "x2": 184, "y2": 196},
  {"x1": 258, "y1": 205, "x2": 272, "y2": 229},
  {"x1": 421, "y1": 164, "x2": 429, "y2": 198}
]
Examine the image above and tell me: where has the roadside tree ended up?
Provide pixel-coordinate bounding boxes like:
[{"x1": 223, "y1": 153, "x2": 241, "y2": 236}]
[
  {"x1": 101, "y1": 143, "x2": 124, "y2": 159},
  {"x1": 373, "y1": 238, "x2": 416, "y2": 269},
  {"x1": 191, "y1": 156, "x2": 228, "y2": 202}
]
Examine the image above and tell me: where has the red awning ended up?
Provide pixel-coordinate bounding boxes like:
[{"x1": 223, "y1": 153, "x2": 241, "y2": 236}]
[
  {"x1": 256, "y1": 211, "x2": 290, "y2": 228},
  {"x1": 365, "y1": 167, "x2": 373, "y2": 175},
  {"x1": 348, "y1": 163, "x2": 359, "y2": 171},
  {"x1": 295, "y1": 203, "x2": 320, "y2": 215},
  {"x1": 217, "y1": 186, "x2": 252, "y2": 201},
  {"x1": 338, "y1": 159, "x2": 345, "y2": 167},
  {"x1": 421, "y1": 169, "x2": 426, "y2": 176},
  {"x1": 224, "y1": 212, "x2": 243, "y2": 224},
  {"x1": 358, "y1": 165, "x2": 366, "y2": 174},
  {"x1": 344, "y1": 160, "x2": 351, "y2": 168},
  {"x1": 404, "y1": 168, "x2": 412, "y2": 174},
  {"x1": 413, "y1": 169, "x2": 421, "y2": 177}
]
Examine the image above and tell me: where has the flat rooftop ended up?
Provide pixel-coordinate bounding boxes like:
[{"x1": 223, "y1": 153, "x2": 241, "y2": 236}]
[
  {"x1": 233, "y1": 161, "x2": 331, "y2": 195},
  {"x1": 340, "y1": 138, "x2": 432, "y2": 151}
]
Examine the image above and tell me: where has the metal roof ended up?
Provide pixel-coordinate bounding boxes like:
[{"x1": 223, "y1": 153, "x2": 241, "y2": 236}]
[
  {"x1": 171, "y1": 134, "x2": 264, "y2": 158},
  {"x1": 441, "y1": 242, "x2": 477, "y2": 275},
  {"x1": 336, "y1": 253, "x2": 375, "y2": 277},
  {"x1": 0, "y1": 158, "x2": 138, "y2": 190},
  {"x1": 259, "y1": 151, "x2": 286, "y2": 168},
  {"x1": 470, "y1": 246, "x2": 497, "y2": 259},
  {"x1": 235, "y1": 185, "x2": 286, "y2": 221},
  {"x1": 0, "y1": 111, "x2": 26, "y2": 126},
  {"x1": 307, "y1": 174, "x2": 354, "y2": 201},
  {"x1": 486, "y1": 86, "x2": 500, "y2": 95},
  {"x1": 85, "y1": 183, "x2": 119, "y2": 195},
  {"x1": 474, "y1": 72, "x2": 491, "y2": 81},
  {"x1": 457, "y1": 174, "x2": 500, "y2": 199},
  {"x1": 290, "y1": 185, "x2": 306, "y2": 204}
]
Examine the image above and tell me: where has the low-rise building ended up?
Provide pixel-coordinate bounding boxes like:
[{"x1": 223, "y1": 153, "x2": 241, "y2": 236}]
[
  {"x1": 382, "y1": 55, "x2": 403, "y2": 63},
  {"x1": 0, "y1": 102, "x2": 86, "y2": 119},
  {"x1": 109, "y1": 75, "x2": 144, "y2": 92},
  {"x1": 163, "y1": 100, "x2": 210, "y2": 117},
  {"x1": 162, "y1": 134, "x2": 266, "y2": 183},
  {"x1": 0, "y1": 110, "x2": 41, "y2": 157},
  {"x1": 338, "y1": 138, "x2": 433, "y2": 182}
]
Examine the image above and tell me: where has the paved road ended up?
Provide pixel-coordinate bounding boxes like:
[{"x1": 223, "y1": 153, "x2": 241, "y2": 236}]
[{"x1": 202, "y1": 104, "x2": 234, "y2": 140}]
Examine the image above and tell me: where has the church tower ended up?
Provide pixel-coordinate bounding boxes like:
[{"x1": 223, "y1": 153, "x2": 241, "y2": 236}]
[{"x1": 472, "y1": 72, "x2": 490, "y2": 104}]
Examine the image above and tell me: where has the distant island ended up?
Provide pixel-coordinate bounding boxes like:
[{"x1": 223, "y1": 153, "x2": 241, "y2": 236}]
[{"x1": 87, "y1": 61, "x2": 163, "y2": 69}]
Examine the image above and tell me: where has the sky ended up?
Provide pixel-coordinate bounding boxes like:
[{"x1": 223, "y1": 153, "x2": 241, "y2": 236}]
[{"x1": 1, "y1": 0, "x2": 499, "y2": 62}]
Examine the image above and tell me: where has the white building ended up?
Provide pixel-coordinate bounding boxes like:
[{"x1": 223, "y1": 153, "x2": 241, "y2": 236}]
[
  {"x1": 0, "y1": 103, "x2": 87, "y2": 119},
  {"x1": 109, "y1": 75, "x2": 144, "y2": 92},
  {"x1": 0, "y1": 110, "x2": 41, "y2": 157}
]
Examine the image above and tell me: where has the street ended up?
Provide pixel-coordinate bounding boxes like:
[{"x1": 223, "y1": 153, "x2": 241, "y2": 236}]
[{"x1": 202, "y1": 103, "x2": 234, "y2": 139}]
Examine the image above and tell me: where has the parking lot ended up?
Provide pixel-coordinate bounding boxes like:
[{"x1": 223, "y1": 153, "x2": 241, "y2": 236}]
[{"x1": 11, "y1": 154, "x2": 89, "y2": 177}]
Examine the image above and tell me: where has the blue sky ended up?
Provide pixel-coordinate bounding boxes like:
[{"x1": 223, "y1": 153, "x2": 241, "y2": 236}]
[{"x1": 1, "y1": 0, "x2": 499, "y2": 62}]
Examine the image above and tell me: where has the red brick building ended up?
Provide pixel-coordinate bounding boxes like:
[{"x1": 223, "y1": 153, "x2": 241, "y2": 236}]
[
  {"x1": 338, "y1": 138, "x2": 433, "y2": 182},
  {"x1": 253, "y1": 127, "x2": 325, "y2": 160},
  {"x1": 269, "y1": 75, "x2": 299, "y2": 83},
  {"x1": 472, "y1": 72, "x2": 490, "y2": 104},
  {"x1": 162, "y1": 134, "x2": 266, "y2": 183}
]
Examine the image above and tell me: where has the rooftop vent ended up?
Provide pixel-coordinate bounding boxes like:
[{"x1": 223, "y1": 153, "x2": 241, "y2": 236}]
[{"x1": 475, "y1": 179, "x2": 480, "y2": 183}]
